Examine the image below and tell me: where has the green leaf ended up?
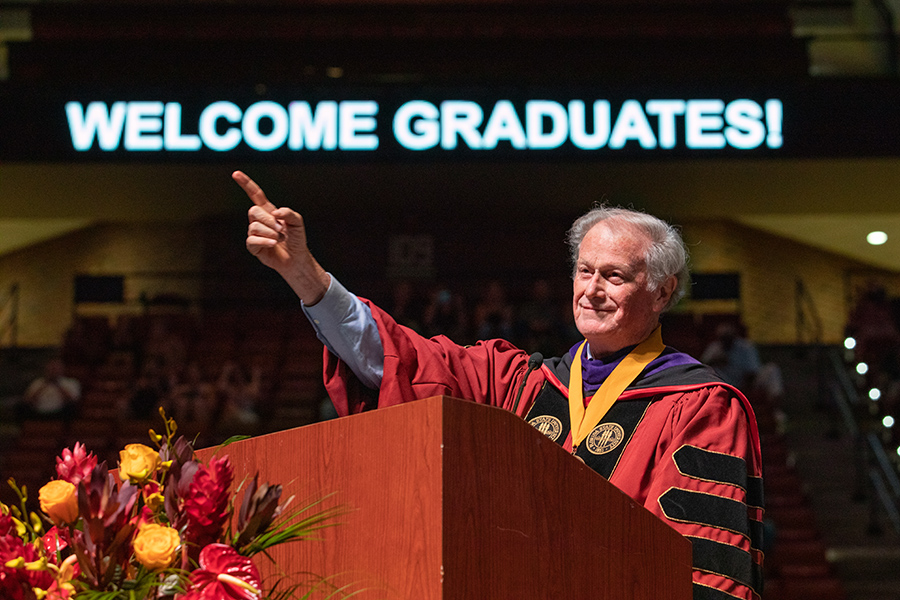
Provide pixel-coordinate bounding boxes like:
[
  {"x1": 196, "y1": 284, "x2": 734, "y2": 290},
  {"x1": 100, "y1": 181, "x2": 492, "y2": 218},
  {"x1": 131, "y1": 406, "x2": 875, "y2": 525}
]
[
  {"x1": 221, "y1": 434, "x2": 252, "y2": 447},
  {"x1": 237, "y1": 494, "x2": 350, "y2": 558}
]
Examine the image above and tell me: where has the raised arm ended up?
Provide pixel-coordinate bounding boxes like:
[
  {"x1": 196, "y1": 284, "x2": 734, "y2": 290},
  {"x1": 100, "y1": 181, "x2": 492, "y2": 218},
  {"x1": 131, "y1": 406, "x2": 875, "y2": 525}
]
[
  {"x1": 234, "y1": 170, "x2": 386, "y2": 389},
  {"x1": 235, "y1": 170, "x2": 330, "y2": 306}
]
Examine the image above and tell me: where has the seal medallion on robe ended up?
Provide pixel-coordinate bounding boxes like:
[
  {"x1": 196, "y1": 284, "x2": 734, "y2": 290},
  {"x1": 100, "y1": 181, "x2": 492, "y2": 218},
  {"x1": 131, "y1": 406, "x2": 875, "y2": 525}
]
[
  {"x1": 528, "y1": 415, "x2": 563, "y2": 442},
  {"x1": 586, "y1": 423, "x2": 625, "y2": 455}
]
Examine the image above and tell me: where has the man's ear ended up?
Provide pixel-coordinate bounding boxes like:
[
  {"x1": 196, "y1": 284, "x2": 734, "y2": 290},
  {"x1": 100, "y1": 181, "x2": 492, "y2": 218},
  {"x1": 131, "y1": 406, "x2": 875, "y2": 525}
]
[{"x1": 654, "y1": 275, "x2": 679, "y2": 311}]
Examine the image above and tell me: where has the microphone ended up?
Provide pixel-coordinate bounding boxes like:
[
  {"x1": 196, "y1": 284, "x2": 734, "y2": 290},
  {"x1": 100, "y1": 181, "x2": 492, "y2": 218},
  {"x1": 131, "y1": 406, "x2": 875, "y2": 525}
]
[{"x1": 512, "y1": 352, "x2": 544, "y2": 416}]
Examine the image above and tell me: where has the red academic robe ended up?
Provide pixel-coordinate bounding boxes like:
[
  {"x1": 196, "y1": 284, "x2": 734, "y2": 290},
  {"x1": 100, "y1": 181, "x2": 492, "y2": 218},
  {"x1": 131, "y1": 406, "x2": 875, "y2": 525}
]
[{"x1": 324, "y1": 300, "x2": 764, "y2": 600}]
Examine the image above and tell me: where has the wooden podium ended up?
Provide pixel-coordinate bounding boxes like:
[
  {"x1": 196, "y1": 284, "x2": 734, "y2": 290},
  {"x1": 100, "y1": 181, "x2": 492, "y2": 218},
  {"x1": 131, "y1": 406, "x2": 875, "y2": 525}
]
[{"x1": 211, "y1": 396, "x2": 692, "y2": 600}]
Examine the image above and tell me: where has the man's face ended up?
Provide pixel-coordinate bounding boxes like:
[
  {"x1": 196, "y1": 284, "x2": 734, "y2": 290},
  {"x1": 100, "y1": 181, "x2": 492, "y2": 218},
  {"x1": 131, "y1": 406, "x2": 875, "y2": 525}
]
[{"x1": 572, "y1": 219, "x2": 673, "y2": 356}]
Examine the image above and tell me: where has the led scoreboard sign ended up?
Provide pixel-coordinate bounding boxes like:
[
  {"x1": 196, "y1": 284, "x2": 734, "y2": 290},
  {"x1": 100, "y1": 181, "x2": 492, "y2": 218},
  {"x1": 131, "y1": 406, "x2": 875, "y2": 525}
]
[
  {"x1": 63, "y1": 98, "x2": 784, "y2": 154},
  {"x1": 3, "y1": 81, "x2": 900, "y2": 161}
]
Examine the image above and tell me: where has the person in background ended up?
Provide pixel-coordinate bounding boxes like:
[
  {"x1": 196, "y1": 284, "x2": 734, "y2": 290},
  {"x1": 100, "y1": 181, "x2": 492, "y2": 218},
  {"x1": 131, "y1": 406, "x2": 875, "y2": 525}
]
[
  {"x1": 235, "y1": 170, "x2": 763, "y2": 600},
  {"x1": 473, "y1": 279, "x2": 515, "y2": 341},
  {"x1": 388, "y1": 280, "x2": 426, "y2": 334},
  {"x1": 128, "y1": 355, "x2": 170, "y2": 420},
  {"x1": 515, "y1": 278, "x2": 569, "y2": 357},
  {"x1": 215, "y1": 359, "x2": 261, "y2": 437},
  {"x1": 20, "y1": 356, "x2": 81, "y2": 421},
  {"x1": 846, "y1": 282, "x2": 900, "y2": 378},
  {"x1": 421, "y1": 284, "x2": 469, "y2": 342},
  {"x1": 701, "y1": 322, "x2": 762, "y2": 392},
  {"x1": 168, "y1": 360, "x2": 216, "y2": 426}
]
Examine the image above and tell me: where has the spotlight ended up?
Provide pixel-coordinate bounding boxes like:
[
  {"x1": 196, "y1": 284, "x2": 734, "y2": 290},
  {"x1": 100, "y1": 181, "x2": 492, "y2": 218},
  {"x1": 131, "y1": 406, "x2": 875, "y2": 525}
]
[
  {"x1": 867, "y1": 231, "x2": 888, "y2": 245},
  {"x1": 857, "y1": 362, "x2": 869, "y2": 375},
  {"x1": 884, "y1": 416, "x2": 895, "y2": 428},
  {"x1": 870, "y1": 388, "x2": 882, "y2": 401},
  {"x1": 844, "y1": 337, "x2": 857, "y2": 350}
]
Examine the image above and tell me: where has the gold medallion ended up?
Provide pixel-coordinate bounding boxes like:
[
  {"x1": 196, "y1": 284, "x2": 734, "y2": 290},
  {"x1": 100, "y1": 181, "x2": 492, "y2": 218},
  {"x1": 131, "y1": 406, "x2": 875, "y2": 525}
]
[
  {"x1": 528, "y1": 415, "x2": 563, "y2": 442},
  {"x1": 586, "y1": 423, "x2": 625, "y2": 455}
]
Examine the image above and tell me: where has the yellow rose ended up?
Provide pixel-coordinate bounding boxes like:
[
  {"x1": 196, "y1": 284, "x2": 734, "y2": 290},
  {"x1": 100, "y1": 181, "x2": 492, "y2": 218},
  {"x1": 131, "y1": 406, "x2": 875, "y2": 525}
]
[
  {"x1": 38, "y1": 480, "x2": 78, "y2": 525},
  {"x1": 133, "y1": 524, "x2": 181, "y2": 570},
  {"x1": 118, "y1": 444, "x2": 160, "y2": 482}
]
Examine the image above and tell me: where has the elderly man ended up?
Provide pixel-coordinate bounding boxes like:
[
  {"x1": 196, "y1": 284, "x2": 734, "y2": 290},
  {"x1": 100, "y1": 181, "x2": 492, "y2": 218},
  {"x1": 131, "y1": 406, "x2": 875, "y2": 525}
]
[{"x1": 237, "y1": 171, "x2": 763, "y2": 600}]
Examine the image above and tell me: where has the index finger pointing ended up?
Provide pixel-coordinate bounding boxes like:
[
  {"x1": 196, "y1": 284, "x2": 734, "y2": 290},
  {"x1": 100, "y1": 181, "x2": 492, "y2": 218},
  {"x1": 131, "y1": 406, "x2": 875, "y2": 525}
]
[{"x1": 232, "y1": 170, "x2": 277, "y2": 212}]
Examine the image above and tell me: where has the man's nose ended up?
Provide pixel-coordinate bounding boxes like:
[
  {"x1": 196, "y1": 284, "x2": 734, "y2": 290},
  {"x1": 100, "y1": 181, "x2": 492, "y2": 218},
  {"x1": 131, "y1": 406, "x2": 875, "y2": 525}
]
[{"x1": 585, "y1": 273, "x2": 605, "y2": 298}]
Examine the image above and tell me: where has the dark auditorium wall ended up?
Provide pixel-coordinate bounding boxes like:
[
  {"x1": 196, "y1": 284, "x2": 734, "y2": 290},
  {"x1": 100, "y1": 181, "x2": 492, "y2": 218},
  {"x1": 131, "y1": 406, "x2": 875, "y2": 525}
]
[
  {"x1": 0, "y1": 208, "x2": 895, "y2": 348},
  {"x1": 0, "y1": 222, "x2": 203, "y2": 346},
  {"x1": 681, "y1": 220, "x2": 893, "y2": 345}
]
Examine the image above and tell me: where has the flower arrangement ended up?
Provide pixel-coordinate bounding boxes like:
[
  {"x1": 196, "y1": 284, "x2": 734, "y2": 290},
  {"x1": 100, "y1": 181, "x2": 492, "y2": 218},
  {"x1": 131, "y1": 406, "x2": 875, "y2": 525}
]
[{"x1": 0, "y1": 411, "x2": 345, "y2": 600}]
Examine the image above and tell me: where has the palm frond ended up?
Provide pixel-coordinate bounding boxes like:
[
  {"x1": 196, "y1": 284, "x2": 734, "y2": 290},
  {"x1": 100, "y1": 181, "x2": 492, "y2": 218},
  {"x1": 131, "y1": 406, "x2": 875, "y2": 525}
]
[
  {"x1": 262, "y1": 572, "x2": 372, "y2": 600},
  {"x1": 237, "y1": 494, "x2": 350, "y2": 557}
]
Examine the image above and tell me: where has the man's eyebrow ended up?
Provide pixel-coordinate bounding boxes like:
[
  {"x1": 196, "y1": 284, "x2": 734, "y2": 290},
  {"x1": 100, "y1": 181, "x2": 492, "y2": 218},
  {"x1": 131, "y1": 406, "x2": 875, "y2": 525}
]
[{"x1": 580, "y1": 261, "x2": 638, "y2": 275}]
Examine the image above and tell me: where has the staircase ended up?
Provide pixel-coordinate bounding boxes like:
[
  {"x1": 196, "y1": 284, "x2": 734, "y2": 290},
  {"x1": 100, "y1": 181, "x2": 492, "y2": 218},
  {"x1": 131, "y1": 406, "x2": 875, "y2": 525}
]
[{"x1": 765, "y1": 345, "x2": 900, "y2": 600}]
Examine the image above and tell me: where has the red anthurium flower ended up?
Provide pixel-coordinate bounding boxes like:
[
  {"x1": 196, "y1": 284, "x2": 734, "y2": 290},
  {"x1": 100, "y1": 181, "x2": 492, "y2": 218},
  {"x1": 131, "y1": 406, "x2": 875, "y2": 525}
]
[
  {"x1": 55, "y1": 442, "x2": 97, "y2": 487},
  {"x1": 183, "y1": 456, "x2": 233, "y2": 548},
  {"x1": 181, "y1": 543, "x2": 261, "y2": 600},
  {"x1": 42, "y1": 526, "x2": 68, "y2": 561}
]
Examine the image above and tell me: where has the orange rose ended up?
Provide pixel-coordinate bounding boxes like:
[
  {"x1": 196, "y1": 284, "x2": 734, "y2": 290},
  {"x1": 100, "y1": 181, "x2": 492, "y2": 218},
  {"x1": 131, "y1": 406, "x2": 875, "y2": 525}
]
[
  {"x1": 133, "y1": 523, "x2": 181, "y2": 570},
  {"x1": 38, "y1": 480, "x2": 78, "y2": 525},
  {"x1": 118, "y1": 444, "x2": 160, "y2": 483}
]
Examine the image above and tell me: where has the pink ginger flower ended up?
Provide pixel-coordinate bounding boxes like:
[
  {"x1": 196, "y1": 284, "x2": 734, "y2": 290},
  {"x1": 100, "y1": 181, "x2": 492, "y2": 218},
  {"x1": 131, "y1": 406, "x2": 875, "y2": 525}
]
[
  {"x1": 180, "y1": 543, "x2": 261, "y2": 600},
  {"x1": 55, "y1": 443, "x2": 98, "y2": 487},
  {"x1": 183, "y1": 456, "x2": 233, "y2": 548}
]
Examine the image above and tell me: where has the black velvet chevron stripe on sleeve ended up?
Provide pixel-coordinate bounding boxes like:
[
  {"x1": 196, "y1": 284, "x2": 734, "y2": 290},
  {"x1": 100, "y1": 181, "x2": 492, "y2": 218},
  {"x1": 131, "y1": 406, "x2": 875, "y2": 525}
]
[
  {"x1": 688, "y1": 536, "x2": 763, "y2": 593},
  {"x1": 673, "y1": 445, "x2": 747, "y2": 489},
  {"x1": 659, "y1": 488, "x2": 750, "y2": 536},
  {"x1": 746, "y1": 475, "x2": 764, "y2": 510}
]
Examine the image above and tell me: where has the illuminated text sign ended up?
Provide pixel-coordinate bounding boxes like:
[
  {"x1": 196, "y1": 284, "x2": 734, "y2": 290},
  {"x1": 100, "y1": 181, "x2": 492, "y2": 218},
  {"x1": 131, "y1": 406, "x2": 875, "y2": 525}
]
[
  {"x1": 64, "y1": 98, "x2": 784, "y2": 154},
  {"x1": 5, "y1": 81, "x2": 899, "y2": 161}
]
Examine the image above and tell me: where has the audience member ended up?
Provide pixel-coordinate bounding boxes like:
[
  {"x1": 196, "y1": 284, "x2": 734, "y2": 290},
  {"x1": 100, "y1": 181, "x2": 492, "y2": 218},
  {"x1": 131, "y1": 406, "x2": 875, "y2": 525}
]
[
  {"x1": 143, "y1": 319, "x2": 187, "y2": 376},
  {"x1": 110, "y1": 314, "x2": 142, "y2": 367},
  {"x1": 422, "y1": 285, "x2": 469, "y2": 341},
  {"x1": 701, "y1": 322, "x2": 762, "y2": 392},
  {"x1": 473, "y1": 280, "x2": 514, "y2": 341},
  {"x1": 216, "y1": 360, "x2": 261, "y2": 436},
  {"x1": 388, "y1": 280, "x2": 426, "y2": 334},
  {"x1": 129, "y1": 356, "x2": 170, "y2": 420},
  {"x1": 168, "y1": 360, "x2": 216, "y2": 426},
  {"x1": 847, "y1": 283, "x2": 900, "y2": 376},
  {"x1": 514, "y1": 278, "x2": 569, "y2": 356},
  {"x1": 19, "y1": 356, "x2": 81, "y2": 421}
]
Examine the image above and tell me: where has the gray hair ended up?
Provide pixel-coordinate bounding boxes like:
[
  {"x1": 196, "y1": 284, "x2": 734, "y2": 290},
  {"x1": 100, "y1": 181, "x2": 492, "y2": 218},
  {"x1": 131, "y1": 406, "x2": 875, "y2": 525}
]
[{"x1": 566, "y1": 205, "x2": 689, "y2": 311}]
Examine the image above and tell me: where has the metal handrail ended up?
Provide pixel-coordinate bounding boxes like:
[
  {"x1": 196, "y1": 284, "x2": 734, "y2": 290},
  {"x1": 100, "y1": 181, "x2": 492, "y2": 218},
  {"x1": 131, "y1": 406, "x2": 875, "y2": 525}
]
[
  {"x1": 0, "y1": 283, "x2": 19, "y2": 348},
  {"x1": 795, "y1": 278, "x2": 824, "y2": 345},
  {"x1": 825, "y1": 344, "x2": 900, "y2": 533},
  {"x1": 868, "y1": 432, "x2": 900, "y2": 498},
  {"x1": 828, "y1": 348, "x2": 861, "y2": 437},
  {"x1": 869, "y1": 468, "x2": 900, "y2": 532}
]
